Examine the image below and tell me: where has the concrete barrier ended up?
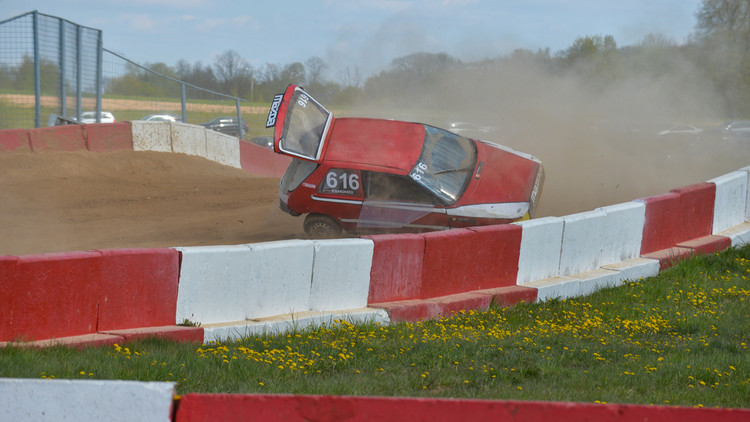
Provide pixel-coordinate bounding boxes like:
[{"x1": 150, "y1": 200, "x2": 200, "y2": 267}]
[
  {"x1": 558, "y1": 209, "x2": 607, "y2": 276},
  {"x1": 0, "y1": 378, "x2": 176, "y2": 422},
  {"x1": 0, "y1": 251, "x2": 101, "y2": 342},
  {"x1": 421, "y1": 226, "x2": 522, "y2": 299},
  {"x1": 709, "y1": 170, "x2": 748, "y2": 233},
  {"x1": 29, "y1": 124, "x2": 86, "y2": 151},
  {"x1": 0, "y1": 128, "x2": 32, "y2": 152},
  {"x1": 132, "y1": 120, "x2": 172, "y2": 152},
  {"x1": 514, "y1": 216, "x2": 564, "y2": 284},
  {"x1": 366, "y1": 233, "x2": 425, "y2": 303},
  {"x1": 83, "y1": 122, "x2": 133, "y2": 152},
  {"x1": 174, "y1": 393, "x2": 750, "y2": 422},
  {"x1": 309, "y1": 239, "x2": 374, "y2": 311},
  {"x1": 206, "y1": 131, "x2": 241, "y2": 169},
  {"x1": 97, "y1": 248, "x2": 180, "y2": 331},
  {"x1": 175, "y1": 241, "x2": 316, "y2": 325},
  {"x1": 171, "y1": 123, "x2": 207, "y2": 157}
]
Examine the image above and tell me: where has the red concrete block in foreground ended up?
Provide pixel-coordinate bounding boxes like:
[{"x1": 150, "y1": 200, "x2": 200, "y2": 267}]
[
  {"x1": 96, "y1": 248, "x2": 180, "y2": 331},
  {"x1": 102, "y1": 325, "x2": 204, "y2": 343},
  {"x1": 638, "y1": 192, "x2": 682, "y2": 254},
  {"x1": 175, "y1": 393, "x2": 750, "y2": 422},
  {"x1": 0, "y1": 251, "x2": 102, "y2": 342},
  {"x1": 0, "y1": 129, "x2": 32, "y2": 152},
  {"x1": 84, "y1": 122, "x2": 133, "y2": 152},
  {"x1": 28, "y1": 125, "x2": 86, "y2": 152},
  {"x1": 677, "y1": 235, "x2": 731, "y2": 256},
  {"x1": 421, "y1": 225, "x2": 522, "y2": 299},
  {"x1": 365, "y1": 233, "x2": 425, "y2": 303},
  {"x1": 672, "y1": 183, "x2": 715, "y2": 241}
]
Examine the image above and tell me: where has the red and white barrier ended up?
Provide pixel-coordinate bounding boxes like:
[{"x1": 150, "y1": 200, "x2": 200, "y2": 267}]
[{"x1": 0, "y1": 378, "x2": 176, "y2": 422}]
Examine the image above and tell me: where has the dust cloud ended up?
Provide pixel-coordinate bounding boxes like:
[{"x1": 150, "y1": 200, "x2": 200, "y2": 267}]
[{"x1": 345, "y1": 53, "x2": 748, "y2": 218}]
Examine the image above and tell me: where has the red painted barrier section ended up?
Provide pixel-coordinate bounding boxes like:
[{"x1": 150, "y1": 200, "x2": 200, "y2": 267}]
[
  {"x1": 365, "y1": 233, "x2": 424, "y2": 303},
  {"x1": 97, "y1": 249, "x2": 180, "y2": 331},
  {"x1": 639, "y1": 183, "x2": 716, "y2": 255},
  {"x1": 678, "y1": 235, "x2": 731, "y2": 255},
  {"x1": 421, "y1": 225, "x2": 522, "y2": 299},
  {"x1": 175, "y1": 393, "x2": 750, "y2": 422},
  {"x1": 0, "y1": 252, "x2": 102, "y2": 342},
  {"x1": 672, "y1": 183, "x2": 715, "y2": 240},
  {"x1": 239, "y1": 140, "x2": 291, "y2": 178},
  {"x1": 84, "y1": 122, "x2": 133, "y2": 152},
  {"x1": 639, "y1": 192, "x2": 682, "y2": 254},
  {"x1": 0, "y1": 129, "x2": 32, "y2": 152},
  {"x1": 482, "y1": 285, "x2": 538, "y2": 307},
  {"x1": 28, "y1": 124, "x2": 87, "y2": 152}
]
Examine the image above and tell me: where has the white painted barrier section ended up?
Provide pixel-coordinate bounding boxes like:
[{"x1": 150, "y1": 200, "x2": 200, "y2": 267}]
[
  {"x1": 601, "y1": 257, "x2": 660, "y2": 282},
  {"x1": 525, "y1": 275, "x2": 581, "y2": 301},
  {"x1": 709, "y1": 170, "x2": 748, "y2": 233},
  {"x1": 131, "y1": 121, "x2": 172, "y2": 152},
  {"x1": 170, "y1": 123, "x2": 207, "y2": 157},
  {"x1": 718, "y1": 222, "x2": 750, "y2": 247},
  {"x1": 0, "y1": 378, "x2": 175, "y2": 422},
  {"x1": 202, "y1": 308, "x2": 390, "y2": 343},
  {"x1": 175, "y1": 244, "x2": 256, "y2": 325},
  {"x1": 244, "y1": 240, "x2": 315, "y2": 319},
  {"x1": 558, "y1": 209, "x2": 607, "y2": 276},
  {"x1": 309, "y1": 239, "x2": 374, "y2": 311},
  {"x1": 175, "y1": 241, "x2": 316, "y2": 325},
  {"x1": 206, "y1": 131, "x2": 241, "y2": 168},
  {"x1": 514, "y1": 217, "x2": 564, "y2": 285},
  {"x1": 596, "y1": 201, "x2": 645, "y2": 265}
]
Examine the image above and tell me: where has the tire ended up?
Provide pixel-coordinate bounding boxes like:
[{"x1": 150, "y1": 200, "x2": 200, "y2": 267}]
[{"x1": 304, "y1": 214, "x2": 342, "y2": 238}]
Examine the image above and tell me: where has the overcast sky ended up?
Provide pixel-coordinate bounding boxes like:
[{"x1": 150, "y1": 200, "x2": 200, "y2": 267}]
[{"x1": 4, "y1": 0, "x2": 702, "y2": 79}]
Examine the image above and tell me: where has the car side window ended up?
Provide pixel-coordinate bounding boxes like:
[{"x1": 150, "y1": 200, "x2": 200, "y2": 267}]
[{"x1": 363, "y1": 172, "x2": 441, "y2": 204}]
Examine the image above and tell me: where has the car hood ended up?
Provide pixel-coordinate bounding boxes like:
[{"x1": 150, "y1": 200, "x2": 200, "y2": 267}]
[{"x1": 455, "y1": 140, "x2": 542, "y2": 213}]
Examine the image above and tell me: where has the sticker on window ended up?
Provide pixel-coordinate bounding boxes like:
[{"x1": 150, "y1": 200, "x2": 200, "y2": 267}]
[{"x1": 318, "y1": 169, "x2": 362, "y2": 197}]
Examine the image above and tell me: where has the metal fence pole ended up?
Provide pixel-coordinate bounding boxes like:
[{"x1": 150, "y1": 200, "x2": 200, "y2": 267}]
[
  {"x1": 76, "y1": 25, "x2": 82, "y2": 120},
  {"x1": 95, "y1": 29, "x2": 102, "y2": 123},
  {"x1": 59, "y1": 20, "x2": 66, "y2": 117},
  {"x1": 33, "y1": 11, "x2": 41, "y2": 128},
  {"x1": 235, "y1": 98, "x2": 243, "y2": 140},
  {"x1": 181, "y1": 84, "x2": 187, "y2": 123}
]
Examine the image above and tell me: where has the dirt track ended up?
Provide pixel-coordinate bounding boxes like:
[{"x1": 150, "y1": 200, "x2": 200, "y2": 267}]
[{"x1": 1, "y1": 133, "x2": 749, "y2": 256}]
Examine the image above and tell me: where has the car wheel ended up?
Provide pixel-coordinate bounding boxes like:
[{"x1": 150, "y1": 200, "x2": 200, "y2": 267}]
[{"x1": 304, "y1": 214, "x2": 342, "y2": 238}]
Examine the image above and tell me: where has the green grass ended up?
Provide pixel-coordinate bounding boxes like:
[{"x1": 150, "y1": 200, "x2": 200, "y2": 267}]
[{"x1": 1, "y1": 246, "x2": 749, "y2": 408}]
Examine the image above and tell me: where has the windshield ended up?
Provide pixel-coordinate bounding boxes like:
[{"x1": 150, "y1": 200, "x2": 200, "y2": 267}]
[
  {"x1": 279, "y1": 88, "x2": 332, "y2": 161},
  {"x1": 408, "y1": 126, "x2": 476, "y2": 204}
]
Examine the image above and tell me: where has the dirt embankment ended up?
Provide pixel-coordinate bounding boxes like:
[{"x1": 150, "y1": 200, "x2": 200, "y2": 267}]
[{"x1": 1, "y1": 132, "x2": 748, "y2": 256}]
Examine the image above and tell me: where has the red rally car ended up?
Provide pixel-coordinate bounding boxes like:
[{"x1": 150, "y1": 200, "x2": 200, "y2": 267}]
[{"x1": 266, "y1": 84, "x2": 544, "y2": 237}]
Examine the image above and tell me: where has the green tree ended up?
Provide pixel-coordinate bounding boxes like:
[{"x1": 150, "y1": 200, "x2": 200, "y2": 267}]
[{"x1": 694, "y1": 0, "x2": 750, "y2": 116}]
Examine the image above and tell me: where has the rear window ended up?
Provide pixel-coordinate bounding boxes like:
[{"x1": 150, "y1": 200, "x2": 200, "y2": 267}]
[{"x1": 279, "y1": 89, "x2": 332, "y2": 161}]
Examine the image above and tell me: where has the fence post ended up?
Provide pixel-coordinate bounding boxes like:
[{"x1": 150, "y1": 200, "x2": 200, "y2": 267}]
[
  {"x1": 76, "y1": 25, "x2": 82, "y2": 120},
  {"x1": 95, "y1": 29, "x2": 103, "y2": 122},
  {"x1": 33, "y1": 11, "x2": 41, "y2": 128},
  {"x1": 181, "y1": 84, "x2": 187, "y2": 123},
  {"x1": 235, "y1": 98, "x2": 243, "y2": 140}
]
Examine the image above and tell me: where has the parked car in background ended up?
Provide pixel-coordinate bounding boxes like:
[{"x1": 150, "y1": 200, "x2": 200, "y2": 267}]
[
  {"x1": 78, "y1": 111, "x2": 115, "y2": 124},
  {"x1": 199, "y1": 116, "x2": 249, "y2": 137},
  {"x1": 248, "y1": 136, "x2": 273, "y2": 149},
  {"x1": 141, "y1": 114, "x2": 179, "y2": 122},
  {"x1": 718, "y1": 121, "x2": 750, "y2": 141},
  {"x1": 657, "y1": 123, "x2": 703, "y2": 136},
  {"x1": 267, "y1": 84, "x2": 544, "y2": 237}
]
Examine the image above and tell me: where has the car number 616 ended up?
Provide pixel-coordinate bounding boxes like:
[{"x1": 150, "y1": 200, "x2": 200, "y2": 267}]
[{"x1": 326, "y1": 171, "x2": 360, "y2": 190}]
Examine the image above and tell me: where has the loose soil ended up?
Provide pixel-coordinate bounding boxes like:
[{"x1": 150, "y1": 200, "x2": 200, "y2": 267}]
[{"x1": 1, "y1": 134, "x2": 748, "y2": 256}]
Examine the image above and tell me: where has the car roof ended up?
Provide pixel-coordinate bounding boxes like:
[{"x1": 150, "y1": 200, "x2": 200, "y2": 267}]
[{"x1": 323, "y1": 118, "x2": 425, "y2": 174}]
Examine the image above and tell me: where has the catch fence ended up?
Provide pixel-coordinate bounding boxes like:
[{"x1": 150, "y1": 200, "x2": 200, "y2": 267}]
[{"x1": 0, "y1": 10, "x2": 252, "y2": 139}]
